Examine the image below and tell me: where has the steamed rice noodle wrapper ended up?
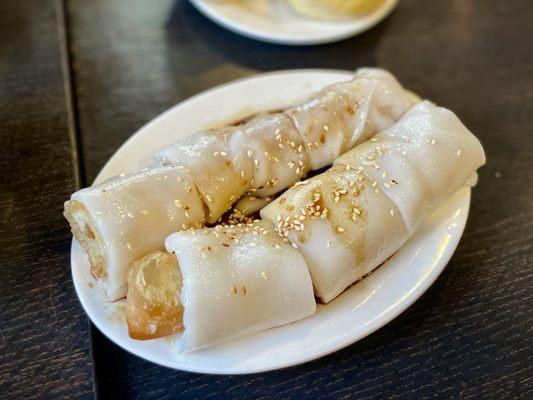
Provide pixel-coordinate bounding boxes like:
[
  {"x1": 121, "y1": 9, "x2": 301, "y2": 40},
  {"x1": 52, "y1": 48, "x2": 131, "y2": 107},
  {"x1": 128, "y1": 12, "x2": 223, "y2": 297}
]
[
  {"x1": 64, "y1": 165, "x2": 205, "y2": 301},
  {"x1": 262, "y1": 101, "x2": 485, "y2": 303},
  {"x1": 126, "y1": 220, "x2": 316, "y2": 351}
]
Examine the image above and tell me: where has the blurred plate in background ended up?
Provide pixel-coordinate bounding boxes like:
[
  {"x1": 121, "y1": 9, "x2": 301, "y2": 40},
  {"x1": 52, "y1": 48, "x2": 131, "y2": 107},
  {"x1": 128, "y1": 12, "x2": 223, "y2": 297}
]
[{"x1": 188, "y1": 0, "x2": 398, "y2": 45}]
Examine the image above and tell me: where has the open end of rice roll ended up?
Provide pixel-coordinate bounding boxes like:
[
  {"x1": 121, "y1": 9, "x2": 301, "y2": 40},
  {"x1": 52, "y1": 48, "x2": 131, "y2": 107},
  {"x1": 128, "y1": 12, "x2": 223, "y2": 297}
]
[
  {"x1": 126, "y1": 221, "x2": 316, "y2": 350},
  {"x1": 64, "y1": 165, "x2": 205, "y2": 301},
  {"x1": 65, "y1": 199, "x2": 107, "y2": 279},
  {"x1": 126, "y1": 251, "x2": 184, "y2": 340},
  {"x1": 167, "y1": 220, "x2": 316, "y2": 352}
]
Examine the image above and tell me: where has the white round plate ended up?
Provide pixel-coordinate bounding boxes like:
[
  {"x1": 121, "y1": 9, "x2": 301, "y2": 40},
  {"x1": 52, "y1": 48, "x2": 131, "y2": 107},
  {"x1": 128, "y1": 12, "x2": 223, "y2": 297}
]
[
  {"x1": 188, "y1": 0, "x2": 398, "y2": 45},
  {"x1": 71, "y1": 70, "x2": 470, "y2": 374}
]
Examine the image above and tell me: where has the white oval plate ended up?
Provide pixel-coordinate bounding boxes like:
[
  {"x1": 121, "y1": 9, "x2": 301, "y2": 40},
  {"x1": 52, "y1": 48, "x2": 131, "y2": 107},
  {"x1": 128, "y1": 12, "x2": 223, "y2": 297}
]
[
  {"x1": 188, "y1": 0, "x2": 398, "y2": 45},
  {"x1": 71, "y1": 70, "x2": 470, "y2": 374}
]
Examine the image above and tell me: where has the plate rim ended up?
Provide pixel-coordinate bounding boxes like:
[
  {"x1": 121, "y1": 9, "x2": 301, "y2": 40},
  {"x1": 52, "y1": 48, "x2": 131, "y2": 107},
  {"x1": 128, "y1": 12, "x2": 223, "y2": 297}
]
[
  {"x1": 72, "y1": 70, "x2": 471, "y2": 374},
  {"x1": 188, "y1": 0, "x2": 399, "y2": 46}
]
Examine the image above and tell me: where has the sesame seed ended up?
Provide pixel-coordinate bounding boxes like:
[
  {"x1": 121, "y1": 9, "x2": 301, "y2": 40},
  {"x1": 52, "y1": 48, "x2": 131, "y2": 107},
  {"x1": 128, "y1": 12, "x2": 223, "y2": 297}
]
[
  {"x1": 220, "y1": 151, "x2": 228, "y2": 156},
  {"x1": 261, "y1": 272, "x2": 269, "y2": 280},
  {"x1": 337, "y1": 227, "x2": 345, "y2": 233},
  {"x1": 126, "y1": 243, "x2": 132, "y2": 250},
  {"x1": 127, "y1": 212, "x2": 134, "y2": 218},
  {"x1": 457, "y1": 149, "x2": 462, "y2": 156},
  {"x1": 390, "y1": 209, "x2": 395, "y2": 216},
  {"x1": 323, "y1": 125, "x2": 330, "y2": 132},
  {"x1": 294, "y1": 180, "x2": 309, "y2": 187}
]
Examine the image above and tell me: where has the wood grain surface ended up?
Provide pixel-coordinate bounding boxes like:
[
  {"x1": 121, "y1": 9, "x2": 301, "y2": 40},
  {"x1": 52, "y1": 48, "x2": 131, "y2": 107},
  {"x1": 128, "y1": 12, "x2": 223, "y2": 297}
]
[
  {"x1": 0, "y1": 1, "x2": 95, "y2": 399},
  {"x1": 1, "y1": 0, "x2": 532, "y2": 398}
]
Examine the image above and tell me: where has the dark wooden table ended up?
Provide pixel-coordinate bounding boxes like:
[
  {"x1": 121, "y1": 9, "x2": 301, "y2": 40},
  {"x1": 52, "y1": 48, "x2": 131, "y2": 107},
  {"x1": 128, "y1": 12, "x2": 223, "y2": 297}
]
[{"x1": 1, "y1": 0, "x2": 531, "y2": 398}]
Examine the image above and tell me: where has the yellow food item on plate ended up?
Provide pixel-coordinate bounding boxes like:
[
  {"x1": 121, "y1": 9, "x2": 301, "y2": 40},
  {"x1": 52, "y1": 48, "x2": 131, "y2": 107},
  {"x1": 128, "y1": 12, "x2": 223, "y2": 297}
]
[{"x1": 288, "y1": 0, "x2": 382, "y2": 19}]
